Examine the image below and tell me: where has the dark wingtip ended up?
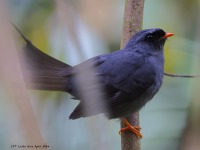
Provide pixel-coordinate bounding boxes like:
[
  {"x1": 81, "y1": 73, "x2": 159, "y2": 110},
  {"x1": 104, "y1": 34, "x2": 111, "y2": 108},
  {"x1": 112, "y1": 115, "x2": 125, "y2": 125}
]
[
  {"x1": 69, "y1": 114, "x2": 80, "y2": 120},
  {"x1": 68, "y1": 103, "x2": 83, "y2": 120}
]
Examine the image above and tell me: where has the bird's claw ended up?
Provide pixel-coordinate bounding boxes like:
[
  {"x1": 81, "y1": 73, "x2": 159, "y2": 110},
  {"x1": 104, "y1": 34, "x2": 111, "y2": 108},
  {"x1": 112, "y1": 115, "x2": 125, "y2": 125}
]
[{"x1": 119, "y1": 119, "x2": 143, "y2": 138}]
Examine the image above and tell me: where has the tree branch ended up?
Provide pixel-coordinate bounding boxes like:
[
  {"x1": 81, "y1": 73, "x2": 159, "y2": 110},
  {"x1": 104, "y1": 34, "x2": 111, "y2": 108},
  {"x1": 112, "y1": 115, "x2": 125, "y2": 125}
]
[
  {"x1": 164, "y1": 72, "x2": 200, "y2": 78},
  {"x1": 120, "y1": 0, "x2": 144, "y2": 150}
]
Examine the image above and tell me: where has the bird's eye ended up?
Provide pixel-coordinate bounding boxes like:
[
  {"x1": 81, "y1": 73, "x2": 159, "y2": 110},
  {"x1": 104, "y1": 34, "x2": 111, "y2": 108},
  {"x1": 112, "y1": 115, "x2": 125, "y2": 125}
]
[{"x1": 145, "y1": 34, "x2": 154, "y2": 42}]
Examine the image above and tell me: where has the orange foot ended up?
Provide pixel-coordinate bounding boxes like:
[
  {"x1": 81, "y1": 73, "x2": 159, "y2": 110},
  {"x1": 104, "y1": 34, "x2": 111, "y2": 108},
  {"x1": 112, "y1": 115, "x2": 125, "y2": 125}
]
[{"x1": 119, "y1": 118, "x2": 143, "y2": 138}]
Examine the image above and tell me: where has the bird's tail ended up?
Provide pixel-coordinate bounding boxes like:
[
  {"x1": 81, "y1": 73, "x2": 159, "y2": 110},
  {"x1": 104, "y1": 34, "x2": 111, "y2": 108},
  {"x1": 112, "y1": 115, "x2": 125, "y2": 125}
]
[{"x1": 15, "y1": 25, "x2": 72, "y2": 91}]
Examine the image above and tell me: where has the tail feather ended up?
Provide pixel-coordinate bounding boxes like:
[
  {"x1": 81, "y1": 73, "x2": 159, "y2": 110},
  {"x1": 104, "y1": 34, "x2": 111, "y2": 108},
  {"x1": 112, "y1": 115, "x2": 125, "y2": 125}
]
[{"x1": 15, "y1": 25, "x2": 72, "y2": 91}]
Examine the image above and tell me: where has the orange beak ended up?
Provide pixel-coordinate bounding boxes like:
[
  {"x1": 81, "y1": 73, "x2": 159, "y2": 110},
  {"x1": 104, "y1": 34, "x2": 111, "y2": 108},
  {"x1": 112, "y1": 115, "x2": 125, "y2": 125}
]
[{"x1": 163, "y1": 33, "x2": 174, "y2": 38}]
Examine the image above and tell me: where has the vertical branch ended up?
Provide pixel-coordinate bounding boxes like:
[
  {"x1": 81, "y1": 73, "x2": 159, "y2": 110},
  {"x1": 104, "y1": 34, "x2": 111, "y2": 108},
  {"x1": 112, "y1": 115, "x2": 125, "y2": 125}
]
[
  {"x1": 0, "y1": 0, "x2": 45, "y2": 146},
  {"x1": 120, "y1": 0, "x2": 144, "y2": 150},
  {"x1": 120, "y1": 0, "x2": 144, "y2": 48}
]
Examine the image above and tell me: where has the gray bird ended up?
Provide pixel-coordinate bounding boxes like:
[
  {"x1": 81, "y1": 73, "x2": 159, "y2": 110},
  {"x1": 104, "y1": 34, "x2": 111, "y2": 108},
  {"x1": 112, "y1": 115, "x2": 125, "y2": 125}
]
[{"x1": 16, "y1": 27, "x2": 174, "y2": 138}]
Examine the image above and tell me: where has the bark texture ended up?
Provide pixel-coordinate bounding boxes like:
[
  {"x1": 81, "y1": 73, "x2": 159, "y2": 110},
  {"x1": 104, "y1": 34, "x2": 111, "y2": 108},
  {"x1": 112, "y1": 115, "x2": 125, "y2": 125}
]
[{"x1": 120, "y1": 0, "x2": 144, "y2": 150}]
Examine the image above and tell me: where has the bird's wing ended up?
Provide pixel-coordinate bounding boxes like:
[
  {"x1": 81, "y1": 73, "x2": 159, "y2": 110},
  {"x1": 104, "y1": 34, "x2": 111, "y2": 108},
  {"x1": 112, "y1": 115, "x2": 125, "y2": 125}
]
[
  {"x1": 69, "y1": 53, "x2": 156, "y2": 119},
  {"x1": 97, "y1": 52, "x2": 155, "y2": 96},
  {"x1": 111, "y1": 62, "x2": 155, "y2": 97}
]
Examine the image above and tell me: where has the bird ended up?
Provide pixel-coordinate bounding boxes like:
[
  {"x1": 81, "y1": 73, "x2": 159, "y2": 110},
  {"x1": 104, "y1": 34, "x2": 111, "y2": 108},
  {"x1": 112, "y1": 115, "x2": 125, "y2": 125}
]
[{"x1": 15, "y1": 26, "x2": 174, "y2": 138}]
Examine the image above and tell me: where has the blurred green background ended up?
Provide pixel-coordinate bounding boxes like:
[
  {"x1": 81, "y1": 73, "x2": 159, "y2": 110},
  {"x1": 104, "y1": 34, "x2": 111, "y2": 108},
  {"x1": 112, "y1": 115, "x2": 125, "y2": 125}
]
[{"x1": 1, "y1": 0, "x2": 200, "y2": 150}]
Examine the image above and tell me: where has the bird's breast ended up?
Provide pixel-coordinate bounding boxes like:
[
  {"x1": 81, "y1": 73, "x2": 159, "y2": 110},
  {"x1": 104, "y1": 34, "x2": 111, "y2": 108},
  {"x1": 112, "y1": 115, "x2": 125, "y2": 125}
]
[{"x1": 147, "y1": 55, "x2": 164, "y2": 94}]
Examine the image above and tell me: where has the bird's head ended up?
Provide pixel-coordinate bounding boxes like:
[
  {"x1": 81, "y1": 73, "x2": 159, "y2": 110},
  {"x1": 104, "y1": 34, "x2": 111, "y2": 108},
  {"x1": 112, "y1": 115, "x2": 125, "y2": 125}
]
[{"x1": 125, "y1": 28, "x2": 174, "y2": 53}]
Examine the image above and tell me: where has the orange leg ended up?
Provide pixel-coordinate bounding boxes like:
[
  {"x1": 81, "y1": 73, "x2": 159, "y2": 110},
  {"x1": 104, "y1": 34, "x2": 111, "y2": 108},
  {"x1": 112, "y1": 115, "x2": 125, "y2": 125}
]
[{"x1": 119, "y1": 118, "x2": 142, "y2": 138}]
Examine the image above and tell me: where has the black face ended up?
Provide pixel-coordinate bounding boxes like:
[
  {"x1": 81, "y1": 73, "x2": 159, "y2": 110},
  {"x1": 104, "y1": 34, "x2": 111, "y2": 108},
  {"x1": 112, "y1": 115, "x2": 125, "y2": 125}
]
[{"x1": 144, "y1": 29, "x2": 166, "y2": 42}]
